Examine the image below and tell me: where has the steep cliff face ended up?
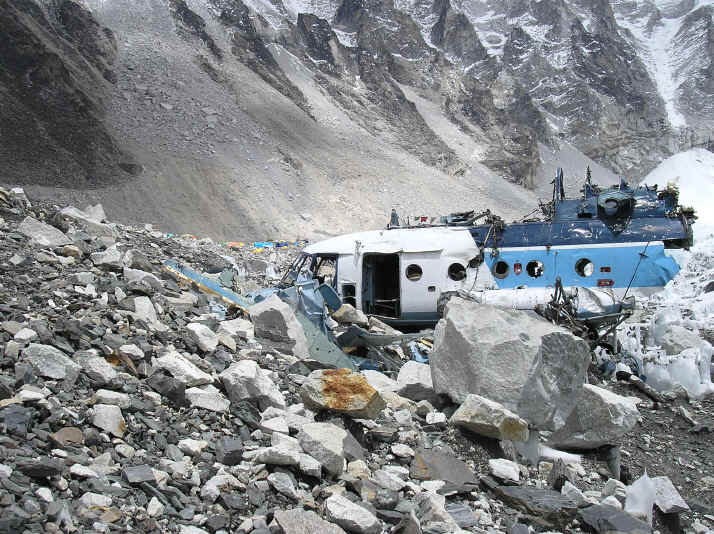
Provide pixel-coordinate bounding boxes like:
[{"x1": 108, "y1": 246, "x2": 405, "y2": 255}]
[{"x1": 0, "y1": 0, "x2": 138, "y2": 186}]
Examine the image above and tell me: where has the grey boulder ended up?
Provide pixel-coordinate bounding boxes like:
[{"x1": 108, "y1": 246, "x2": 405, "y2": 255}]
[
  {"x1": 451, "y1": 394, "x2": 529, "y2": 442},
  {"x1": 274, "y1": 508, "x2": 347, "y2": 534},
  {"x1": 430, "y1": 298, "x2": 590, "y2": 430},
  {"x1": 297, "y1": 422, "x2": 363, "y2": 476},
  {"x1": 249, "y1": 295, "x2": 309, "y2": 359},
  {"x1": 331, "y1": 304, "x2": 369, "y2": 327},
  {"x1": 91, "y1": 244, "x2": 123, "y2": 271},
  {"x1": 219, "y1": 360, "x2": 286, "y2": 410},
  {"x1": 549, "y1": 385, "x2": 640, "y2": 449},
  {"x1": 397, "y1": 361, "x2": 438, "y2": 404},
  {"x1": 59, "y1": 206, "x2": 117, "y2": 237},
  {"x1": 23, "y1": 344, "x2": 81, "y2": 381},
  {"x1": 18, "y1": 217, "x2": 71, "y2": 247},
  {"x1": 325, "y1": 494, "x2": 381, "y2": 534}
]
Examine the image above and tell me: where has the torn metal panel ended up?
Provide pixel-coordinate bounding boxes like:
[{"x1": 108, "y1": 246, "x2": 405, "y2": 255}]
[
  {"x1": 162, "y1": 260, "x2": 252, "y2": 313},
  {"x1": 271, "y1": 280, "x2": 358, "y2": 371},
  {"x1": 293, "y1": 312, "x2": 357, "y2": 371},
  {"x1": 337, "y1": 325, "x2": 424, "y2": 349}
]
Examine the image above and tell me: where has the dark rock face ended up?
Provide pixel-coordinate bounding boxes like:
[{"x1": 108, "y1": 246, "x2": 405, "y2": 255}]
[
  {"x1": 295, "y1": 14, "x2": 337, "y2": 69},
  {"x1": 209, "y1": 0, "x2": 313, "y2": 117},
  {"x1": 578, "y1": 504, "x2": 653, "y2": 534},
  {"x1": 0, "y1": 0, "x2": 137, "y2": 186},
  {"x1": 675, "y1": 5, "x2": 714, "y2": 130},
  {"x1": 169, "y1": 0, "x2": 224, "y2": 60},
  {"x1": 56, "y1": 0, "x2": 118, "y2": 82}
]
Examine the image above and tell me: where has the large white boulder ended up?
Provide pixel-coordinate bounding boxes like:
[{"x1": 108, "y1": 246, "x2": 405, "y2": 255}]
[
  {"x1": 655, "y1": 324, "x2": 703, "y2": 355},
  {"x1": 430, "y1": 298, "x2": 590, "y2": 430},
  {"x1": 186, "y1": 323, "x2": 219, "y2": 352},
  {"x1": 154, "y1": 351, "x2": 213, "y2": 387},
  {"x1": 488, "y1": 458, "x2": 520, "y2": 483}
]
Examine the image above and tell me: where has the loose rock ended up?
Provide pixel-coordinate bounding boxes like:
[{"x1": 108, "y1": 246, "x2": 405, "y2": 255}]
[
  {"x1": 301, "y1": 368, "x2": 385, "y2": 419},
  {"x1": 450, "y1": 394, "x2": 529, "y2": 441}
]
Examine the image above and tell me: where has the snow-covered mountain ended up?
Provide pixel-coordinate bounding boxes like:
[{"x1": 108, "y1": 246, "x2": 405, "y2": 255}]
[
  {"x1": 612, "y1": 0, "x2": 714, "y2": 133},
  {"x1": 0, "y1": 0, "x2": 712, "y2": 239}
]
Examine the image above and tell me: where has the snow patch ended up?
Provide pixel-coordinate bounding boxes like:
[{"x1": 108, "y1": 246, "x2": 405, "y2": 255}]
[
  {"x1": 333, "y1": 29, "x2": 357, "y2": 47},
  {"x1": 282, "y1": 0, "x2": 340, "y2": 23},
  {"x1": 615, "y1": 148, "x2": 714, "y2": 399},
  {"x1": 641, "y1": 148, "x2": 714, "y2": 227}
]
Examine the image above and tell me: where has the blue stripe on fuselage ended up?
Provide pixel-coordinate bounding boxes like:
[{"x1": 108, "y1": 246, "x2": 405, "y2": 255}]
[{"x1": 484, "y1": 242, "x2": 680, "y2": 289}]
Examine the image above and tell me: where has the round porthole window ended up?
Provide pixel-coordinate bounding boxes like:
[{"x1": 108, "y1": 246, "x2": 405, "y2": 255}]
[
  {"x1": 406, "y1": 264, "x2": 423, "y2": 281},
  {"x1": 526, "y1": 260, "x2": 545, "y2": 278},
  {"x1": 448, "y1": 263, "x2": 467, "y2": 281},
  {"x1": 575, "y1": 258, "x2": 594, "y2": 277},
  {"x1": 493, "y1": 260, "x2": 509, "y2": 279}
]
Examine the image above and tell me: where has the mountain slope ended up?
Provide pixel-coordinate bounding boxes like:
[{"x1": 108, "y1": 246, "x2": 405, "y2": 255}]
[{"x1": 0, "y1": 0, "x2": 712, "y2": 240}]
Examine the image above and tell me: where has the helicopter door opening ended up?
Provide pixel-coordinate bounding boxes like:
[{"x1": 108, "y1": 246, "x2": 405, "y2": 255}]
[{"x1": 362, "y1": 253, "x2": 400, "y2": 318}]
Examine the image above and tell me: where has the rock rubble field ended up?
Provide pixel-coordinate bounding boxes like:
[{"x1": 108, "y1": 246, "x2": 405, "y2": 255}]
[{"x1": 0, "y1": 187, "x2": 712, "y2": 534}]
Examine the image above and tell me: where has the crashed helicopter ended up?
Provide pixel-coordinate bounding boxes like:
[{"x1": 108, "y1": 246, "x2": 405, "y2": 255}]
[{"x1": 281, "y1": 169, "x2": 695, "y2": 332}]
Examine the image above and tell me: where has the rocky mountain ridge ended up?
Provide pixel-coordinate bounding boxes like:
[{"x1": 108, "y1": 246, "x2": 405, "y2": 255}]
[{"x1": 0, "y1": 0, "x2": 712, "y2": 239}]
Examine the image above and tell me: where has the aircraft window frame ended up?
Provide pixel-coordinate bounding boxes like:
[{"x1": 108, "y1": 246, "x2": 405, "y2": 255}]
[
  {"x1": 314, "y1": 255, "x2": 337, "y2": 288},
  {"x1": 405, "y1": 264, "x2": 423, "y2": 281},
  {"x1": 342, "y1": 283, "x2": 356, "y2": 307},
  {"x1": 493, "y1": 260, "x2": 509, "y2": 279},
  {"x1": 526, "y1": 260, "x2": 545, "y2": 278},
  {"x1": 297, "y1": 254, "x2": 314, "y2": 276},
  {"x1": 447, "y1": 262, "x2": 467, "y2": 281},
  {"x1": 575, "y1": 258, "x2": 594, "y2": 277}
]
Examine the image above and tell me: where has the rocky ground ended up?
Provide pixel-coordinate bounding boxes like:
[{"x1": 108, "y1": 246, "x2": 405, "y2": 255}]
[{"x1": 0, "y1": 187, "x2": 713, "y2": 534}]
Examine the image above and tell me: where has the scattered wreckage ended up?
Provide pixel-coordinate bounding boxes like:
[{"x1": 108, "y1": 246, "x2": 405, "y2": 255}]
[
  {"x1": 281, "y1": 168, "x2": 695, "y2": 344},
  {"x1": 163, "y1": 168, "x2": 697, "y2": 370}
]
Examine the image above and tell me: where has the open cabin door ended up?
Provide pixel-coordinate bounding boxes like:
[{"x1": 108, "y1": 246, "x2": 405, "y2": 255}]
[{"x1": 361, "y1": 253, "x2": 400, "y2": 318}]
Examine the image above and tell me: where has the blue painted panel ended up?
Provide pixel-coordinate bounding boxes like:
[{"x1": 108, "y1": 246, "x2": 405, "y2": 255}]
[
  {"x1": 470, "y1": 217, "x2": 688, "y2": 248},
  {"x1": 484, "y1": 243, "x2": 680, "y2": 289}
]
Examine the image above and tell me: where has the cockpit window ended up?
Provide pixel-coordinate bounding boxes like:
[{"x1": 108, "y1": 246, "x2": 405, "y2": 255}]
[
  {"x1": 314, "y1": 256, "x2": 337, "y2": 288},
  {"x1": 281, "y1": 253, "x2": 312, "y2": 285}
]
